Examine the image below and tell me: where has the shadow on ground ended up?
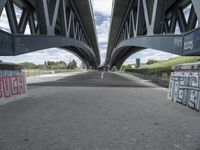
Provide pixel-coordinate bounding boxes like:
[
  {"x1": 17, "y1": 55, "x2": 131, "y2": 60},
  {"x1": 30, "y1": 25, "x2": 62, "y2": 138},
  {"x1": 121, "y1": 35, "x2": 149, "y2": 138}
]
[{"x1": 28, "y1": 72, "x2": 157, "y2": 88}]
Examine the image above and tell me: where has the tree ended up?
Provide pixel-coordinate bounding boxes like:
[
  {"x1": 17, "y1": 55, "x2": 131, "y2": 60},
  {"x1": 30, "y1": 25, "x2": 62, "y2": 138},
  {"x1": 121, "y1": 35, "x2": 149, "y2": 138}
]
[
  {"x1": 146, "y1": 59, "x2": 159, "y2": 65},
  {"x1": 44, "y1": 61, "x2": 47, "y2": 67},
  {"x1": 121, "y1": 64, "x2": 133, "y2": 71},
  {"x1": 67, "y1": 59, "x2": 78, "y2": 69},
  {"x1": 20, "y1": 62, "x2": 38, "y2": 69},
  {"x1": 79, "y1": 62, "x2": 86, "y2": 69},
  {"x1": 126, "y1": 64, "x2": 132, "y2": 69}
]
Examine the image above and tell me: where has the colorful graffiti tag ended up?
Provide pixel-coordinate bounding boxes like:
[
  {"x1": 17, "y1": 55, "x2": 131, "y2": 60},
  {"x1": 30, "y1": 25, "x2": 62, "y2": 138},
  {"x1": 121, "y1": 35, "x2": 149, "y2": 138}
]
[
  {"x1": 168, "y1": 72, "x2": 200, "y2": 111},
  {"x1": 0, "y1": 70, "x2": 27, "y2": 105}
]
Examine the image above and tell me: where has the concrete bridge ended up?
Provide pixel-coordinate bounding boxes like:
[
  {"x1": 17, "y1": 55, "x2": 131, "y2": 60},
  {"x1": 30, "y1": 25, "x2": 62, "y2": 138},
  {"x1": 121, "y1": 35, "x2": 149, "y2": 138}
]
[
  {"x1": 0, "y1": 0, "x2": 100, "y2": 69},
  {"x1": 0, "y1": 0, "x2": 200, "y2": 149},
  {"x1": 105, "y1": 0, "x2": 200, "y2": 69}
]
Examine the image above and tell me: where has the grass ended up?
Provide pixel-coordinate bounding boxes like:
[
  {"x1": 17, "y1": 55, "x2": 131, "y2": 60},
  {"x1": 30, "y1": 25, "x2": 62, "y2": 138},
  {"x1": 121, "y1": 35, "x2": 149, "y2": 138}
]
[
  {"x1": 24, "y1": 69, "x2": 51, "y2": 77},
  {"x1": 125, "y1": 56, "x2": 200, "y2": 74},
  {"x1": 24, "y1": 69, "x2": 82, "y2": 77}
]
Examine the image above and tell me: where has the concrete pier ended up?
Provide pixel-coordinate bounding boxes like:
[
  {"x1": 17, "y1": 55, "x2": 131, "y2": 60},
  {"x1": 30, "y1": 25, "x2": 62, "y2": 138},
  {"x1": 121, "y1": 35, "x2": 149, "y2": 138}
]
[
  {"x1": 168, "y1": 62, "x2": 200, "y2": 111},
  {"x1": 0, "y1": 63, "x2": 27, "y2": 105}
]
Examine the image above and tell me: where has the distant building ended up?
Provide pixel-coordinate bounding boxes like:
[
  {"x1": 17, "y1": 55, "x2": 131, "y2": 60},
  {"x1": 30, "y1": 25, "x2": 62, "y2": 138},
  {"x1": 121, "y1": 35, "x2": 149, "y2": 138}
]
[{"x1": 135, "y1": 59, "x2": 140, "y2": 68}]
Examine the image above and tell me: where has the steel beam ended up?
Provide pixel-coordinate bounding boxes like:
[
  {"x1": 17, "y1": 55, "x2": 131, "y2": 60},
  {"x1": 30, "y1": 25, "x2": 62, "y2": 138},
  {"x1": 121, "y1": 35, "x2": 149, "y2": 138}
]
[
  {"x1": 35, "y1": 0, "x2": 60, "y2": 35},
  {"x1": 192, "y1": 0, "x2": 200, "y2": 26},
  {"x1": 19, "y1": 9, "x2": 29, "y2": 33},
  {"x1": 113, "y1": 35, "x2": 183, "y2": 56},
  {"x1": 28, "y1": 13, "x2": 36, "y2": 35},
  {"x1": 188, "y1": 6, "x2": 197, "y2": 30},
  {"x1": 0, "y1": 0, "x2": 7, "y2": 16},
  {"x1": 152, "y1": 0, "x2": 166, "y2": 34},
  {"x1": 5, "y1": 0, "x2": 19, "y2": 33},
  {"x1": 169, "y1": 12, "x2": 177, "y2": 33},
  {"x1": 0, "y1": 31, "x2": 97, "y2": 67},
  {"x1": 142, "y1": 0, "x2": 167, "y2": 35},
  {"x1": 58, "y1": 0, "x2": 68, "y2": 36},
  {"x1": 177, "y1": 9, "x2": 187, "y2": 32},
  {"x1": 136, "y1": 0, "x2": 145, "y2": 36},
  {"x1": 0, "y1": 30, "x2": 14, "y2": 55}
]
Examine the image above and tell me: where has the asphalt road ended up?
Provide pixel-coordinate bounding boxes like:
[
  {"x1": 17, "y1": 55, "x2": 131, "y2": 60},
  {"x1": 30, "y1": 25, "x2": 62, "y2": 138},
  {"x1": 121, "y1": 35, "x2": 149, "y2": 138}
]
[{"x1": 0, "y1": 71, "x2": 200, "y2": 150}]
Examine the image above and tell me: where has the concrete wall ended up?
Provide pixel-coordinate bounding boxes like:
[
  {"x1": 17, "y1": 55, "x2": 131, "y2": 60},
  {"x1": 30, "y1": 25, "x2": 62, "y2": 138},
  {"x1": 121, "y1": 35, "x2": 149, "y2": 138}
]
[
  {"x1": 0, "y1": 70, "x2": 27, "y2": 105},
  {"x1": 168, "y1": 67, "x2": 200, "y2": 111}
]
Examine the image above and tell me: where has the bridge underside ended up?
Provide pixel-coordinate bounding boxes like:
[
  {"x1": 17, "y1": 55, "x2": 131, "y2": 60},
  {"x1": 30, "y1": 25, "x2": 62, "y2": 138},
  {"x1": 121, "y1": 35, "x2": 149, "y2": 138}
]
[
  {"x1": 106, "y1": 0, "x2": 200, "y2": 69},
  {"x1": 0, "y1": 0, "x2": 100, "y2": 69},
  {"x1": 110, "y1": 28, "x2": 200, "y2": 69},
  {"x1": 0, "y1": 30, "x2": 97, "y2": 68}
]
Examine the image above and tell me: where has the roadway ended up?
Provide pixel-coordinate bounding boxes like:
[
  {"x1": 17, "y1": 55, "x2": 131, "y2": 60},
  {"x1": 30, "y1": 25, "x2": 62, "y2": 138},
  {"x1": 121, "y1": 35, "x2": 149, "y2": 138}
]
[{"x1": 0, "y1": 71, "x2": 200, "y2": 150}]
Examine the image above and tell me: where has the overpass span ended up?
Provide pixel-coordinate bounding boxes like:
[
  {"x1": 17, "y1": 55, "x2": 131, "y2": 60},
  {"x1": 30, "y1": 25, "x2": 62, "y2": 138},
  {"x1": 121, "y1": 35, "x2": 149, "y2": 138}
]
[
  {"x1": 0, "y1": 0, "x2": 100, "y2": 68},
  {"x1": 105, "y1": 0, "x2": 200, "y2": 69}
]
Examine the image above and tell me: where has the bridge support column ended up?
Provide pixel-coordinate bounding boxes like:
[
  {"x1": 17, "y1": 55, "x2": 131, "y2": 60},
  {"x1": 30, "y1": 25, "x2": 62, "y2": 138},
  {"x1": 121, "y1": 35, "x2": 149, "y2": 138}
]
[
  {"x1": 0, "y1": 63, "x2": 28, "y2": 105},
  {"x1": 168, "y1": 62, "x2": 200, "y2": 112}
]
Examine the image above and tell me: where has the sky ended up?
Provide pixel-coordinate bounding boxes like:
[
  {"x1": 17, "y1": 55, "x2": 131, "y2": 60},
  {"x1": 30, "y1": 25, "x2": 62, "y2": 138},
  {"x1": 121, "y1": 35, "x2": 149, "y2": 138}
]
[{"x1": 0, "y1": 0, "x2": 180, "y2": 65}]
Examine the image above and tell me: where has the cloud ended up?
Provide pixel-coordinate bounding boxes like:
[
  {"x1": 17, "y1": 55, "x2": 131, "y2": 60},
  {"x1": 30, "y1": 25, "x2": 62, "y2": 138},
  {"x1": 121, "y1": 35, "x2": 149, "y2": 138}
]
[
  {"x1": 123, "y1": 49, "x2": 178, "y2": 64},
  {"x1": 96, "y1": 19, "x2": 110, "y2": 43},
  {"x1": 95, "y1": 18, "x2": 110, "y2": 63},
  {"x1": 0, "y1": 9, "x2": 11, "y2": 32},
  {"x1": 0, "y1": 48, "x2": 82, "y2": 65},
  {"x1": 92, "y1": 0, "x2": 113, "y2": 16},
  {"x1": 93, "y1": 0, "x2": 113, "y2": 64}
]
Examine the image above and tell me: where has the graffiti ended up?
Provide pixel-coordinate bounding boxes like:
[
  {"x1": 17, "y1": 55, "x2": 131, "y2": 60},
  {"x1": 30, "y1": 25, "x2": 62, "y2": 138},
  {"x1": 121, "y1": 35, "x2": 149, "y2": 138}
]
[
  {"x1": 0, "y1": 70, "x2": 27, "y2": 104},
  {"x1": 183, "y1": 28, "x2": 200, "y2": 53},
  {"x1": 193, "y1": 28, "x2": 200, "y2": 50},
  {"x1": 183, "y1": 41, "x2": 194, "y2": 50},
  {"x1": 168, "y1": 72, "x2": 200, "y2": 111}
]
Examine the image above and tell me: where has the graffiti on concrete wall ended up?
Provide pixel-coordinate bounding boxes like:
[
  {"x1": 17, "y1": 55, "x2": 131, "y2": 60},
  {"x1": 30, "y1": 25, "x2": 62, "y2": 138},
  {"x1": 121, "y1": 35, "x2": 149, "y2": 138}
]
[
  {"x1": 168, "y1": 72, "x2": 200, "y2": 111},
  {"x1": 0, "y1": 70, "x2": 27, "y2": 105}
]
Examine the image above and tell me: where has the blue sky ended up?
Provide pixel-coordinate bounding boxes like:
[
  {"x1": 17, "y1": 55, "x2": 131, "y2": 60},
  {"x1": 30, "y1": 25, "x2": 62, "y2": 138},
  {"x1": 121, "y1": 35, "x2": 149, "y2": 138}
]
[{"x1": 0, "y1": 0, "x2": 178, "y2": 65}]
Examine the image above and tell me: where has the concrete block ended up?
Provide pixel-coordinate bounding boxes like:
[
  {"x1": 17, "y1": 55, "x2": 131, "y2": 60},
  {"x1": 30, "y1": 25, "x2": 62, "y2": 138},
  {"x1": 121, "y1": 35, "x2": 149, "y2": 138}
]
[
  {"x1": 168, "y1": 62, "x2": 200, "y2": 111},
  {"x1": 0, "y1": 63, "x2": 28, "y2": 105}
]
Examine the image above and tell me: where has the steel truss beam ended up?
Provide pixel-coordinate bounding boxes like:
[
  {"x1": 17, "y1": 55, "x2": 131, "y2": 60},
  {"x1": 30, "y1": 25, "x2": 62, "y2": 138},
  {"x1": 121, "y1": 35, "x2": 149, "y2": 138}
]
[
  {"x1": 0, "y1": 0, "x2": 7, "y2": 16},
  {"x1": 106, "y1": 0, "x2": 200, "y2": 69},
  {"x1": 0, "y1": 0, "x2": 99, "y2": 68}
]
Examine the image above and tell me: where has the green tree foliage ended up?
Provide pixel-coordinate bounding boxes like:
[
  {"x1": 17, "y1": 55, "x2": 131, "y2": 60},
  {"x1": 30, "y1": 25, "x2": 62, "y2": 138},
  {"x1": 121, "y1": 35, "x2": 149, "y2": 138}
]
[
  {"x1": 20, "y1": 62, "x2": 43, "y2": 69},
  {"x1": 21, "y1": 60, "x2": 78, "y2": 70},
  {"x1": 125, "y1": 56, "x2": 200, "y2": 75},
  {"x1": 121, "y1": 64, "x2": 133, "y2": 71},
  {"x1": 67, "y1": 59, "x2": 78, "y2": 69},
  {"x1": 146, "y1": 59, "x2": 159, "y2": 65},
  {"x1": 44, "y1": 60, "x2": 68, "y2": 70}
]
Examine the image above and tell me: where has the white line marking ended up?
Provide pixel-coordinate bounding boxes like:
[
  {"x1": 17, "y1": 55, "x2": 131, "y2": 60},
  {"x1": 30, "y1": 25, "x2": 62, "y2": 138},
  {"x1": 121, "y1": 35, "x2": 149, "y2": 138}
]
[{"x1": 101, "y1": 72, "x2": 104, "y2": 79}]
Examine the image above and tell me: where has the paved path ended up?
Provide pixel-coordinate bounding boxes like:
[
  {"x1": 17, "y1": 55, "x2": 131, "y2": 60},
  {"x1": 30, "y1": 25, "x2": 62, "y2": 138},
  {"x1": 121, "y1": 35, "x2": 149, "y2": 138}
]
[{"x1": 0, "y1": 71, "x2": 200, "y2": 150}]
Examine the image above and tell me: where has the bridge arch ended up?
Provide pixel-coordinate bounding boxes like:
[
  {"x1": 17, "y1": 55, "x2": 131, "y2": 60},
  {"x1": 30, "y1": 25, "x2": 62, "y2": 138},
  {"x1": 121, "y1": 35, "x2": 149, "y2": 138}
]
[
  {"x1": 0, "y1": 0, "x2": 100, "y2": 69},
  {"x1": 105, "y1": 0, "x2": 200, "y2": 69}
]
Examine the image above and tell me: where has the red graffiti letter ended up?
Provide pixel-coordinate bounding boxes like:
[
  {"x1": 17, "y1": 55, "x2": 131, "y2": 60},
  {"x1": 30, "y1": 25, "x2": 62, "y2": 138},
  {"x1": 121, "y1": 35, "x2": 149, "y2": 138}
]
[
  {"x1": 11, "y1": 76, "x2": 19, "y2": 95},
  {"x1": 18, "y1": 76, "x2": 25, "y2": 94},
  {"x1": 0, "y1": 77, "x2": 3, "y2": 98},
  {"x1": 2, "y1": 76, "x2": 12, "y2": 98}
]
